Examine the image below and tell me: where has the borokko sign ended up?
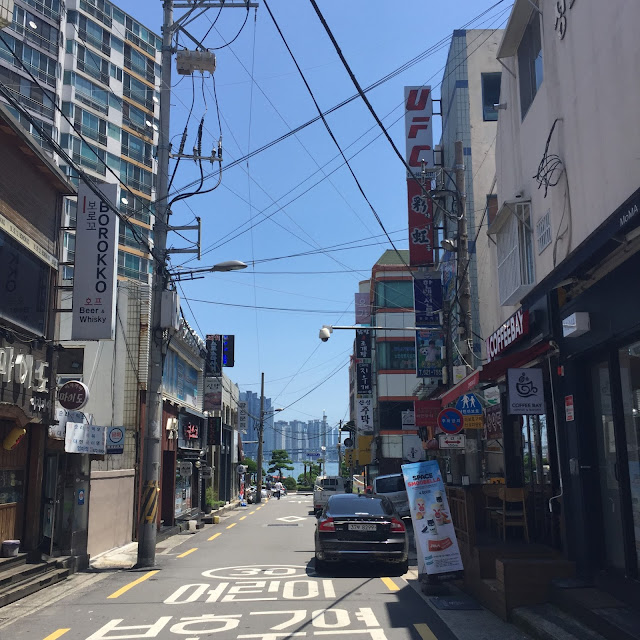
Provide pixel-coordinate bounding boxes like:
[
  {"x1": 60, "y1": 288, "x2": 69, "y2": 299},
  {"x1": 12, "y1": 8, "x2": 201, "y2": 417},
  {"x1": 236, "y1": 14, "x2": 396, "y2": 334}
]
[
  {"x1": 405, "y1": 86, "x2": 434, "y2": 267},
  {"x1": 72, "y1": 182, "x2": 119, "y2": 340},
  {"x1": 414, "y1": 274, "x2": 442, "y2": 326}
]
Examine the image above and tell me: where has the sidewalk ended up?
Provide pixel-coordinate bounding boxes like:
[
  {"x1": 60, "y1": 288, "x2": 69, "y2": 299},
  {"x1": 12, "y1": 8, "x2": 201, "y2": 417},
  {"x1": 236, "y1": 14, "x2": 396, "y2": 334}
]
[{"x1": 89, "y1": 501, "x2": 241, "y2": 571}]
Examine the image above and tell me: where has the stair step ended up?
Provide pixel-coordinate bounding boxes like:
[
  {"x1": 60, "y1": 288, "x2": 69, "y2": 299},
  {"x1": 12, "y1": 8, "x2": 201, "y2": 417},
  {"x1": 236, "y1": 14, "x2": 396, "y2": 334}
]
[
  {"x1": 551, "y1": 586, "x2": 640, "y2": 640},
  {"x1": 512, "y1": 603, "x2": 608, "y2": 640},
  {"x1": 0, "y1": 568, "x2": 69, "y2": 608},
  {"x1": 0, "y1": 553, "x2": 28, "y2": 571},
  {"x1": 0, "y1": 561, "x2": 56, "y2": 588}
]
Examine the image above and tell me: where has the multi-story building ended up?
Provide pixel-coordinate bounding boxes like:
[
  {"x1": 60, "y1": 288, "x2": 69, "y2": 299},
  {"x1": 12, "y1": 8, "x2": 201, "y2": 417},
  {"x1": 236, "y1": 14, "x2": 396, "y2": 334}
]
[{"x1": 239, "y1": 389, "x2": 274, "y2": 462}]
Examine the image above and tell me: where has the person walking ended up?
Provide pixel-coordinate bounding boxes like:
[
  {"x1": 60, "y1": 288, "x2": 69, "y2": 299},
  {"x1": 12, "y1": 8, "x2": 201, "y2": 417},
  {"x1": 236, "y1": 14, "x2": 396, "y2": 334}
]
[
  {"x1": 265, "y1": 480, "x2": 272, "y2": 498},
  {"x1": 274, "y1": 480, "x2": 284, "y2": 500}
]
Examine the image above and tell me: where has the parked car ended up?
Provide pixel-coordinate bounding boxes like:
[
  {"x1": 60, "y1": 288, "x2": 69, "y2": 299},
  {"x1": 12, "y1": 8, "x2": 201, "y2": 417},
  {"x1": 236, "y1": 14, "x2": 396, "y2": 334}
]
[
  {"x1": 313, "y1": 476, "x2": 347, "y2": 515},
  {"x1": 372, "y1": 473, "x2": 410, "y2": 518},
  {"x1": 314, "y1": 494, "x2": 408, "y2": 575}
]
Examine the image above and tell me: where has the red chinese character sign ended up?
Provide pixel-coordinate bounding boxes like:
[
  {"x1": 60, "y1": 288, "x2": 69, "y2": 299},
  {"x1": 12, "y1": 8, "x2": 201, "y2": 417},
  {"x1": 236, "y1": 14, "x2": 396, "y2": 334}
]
[
  {"x1": 408, "y1": 178, "x2": 434, "y2": 266},
  {"x1": 437, "y1": 408, "x2": 464, "y2": 435}
]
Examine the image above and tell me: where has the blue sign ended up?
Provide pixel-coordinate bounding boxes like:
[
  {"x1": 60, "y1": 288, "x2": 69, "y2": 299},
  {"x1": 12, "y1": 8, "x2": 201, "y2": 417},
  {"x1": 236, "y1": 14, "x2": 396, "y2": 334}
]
[
  {"x1": 437, "y1": 408, "x2": 464, "y2": 435},
  {"x1": 455, "y1": 393, "x2": 483, "y2": 416},
  {"x1": 440, "y1": 251, "x2": 456, "y2": 303},
  {"x1": 414, "y1": 275, "x2": 443, "y2": 326},
  {"x1": 78, "y1": 489, "x2": 85, "y2": 506}
]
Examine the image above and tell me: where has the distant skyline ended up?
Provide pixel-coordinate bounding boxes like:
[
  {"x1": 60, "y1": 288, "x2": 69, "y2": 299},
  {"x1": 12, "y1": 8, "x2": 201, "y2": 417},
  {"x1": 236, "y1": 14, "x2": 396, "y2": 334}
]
[{"x1": 124, "y1": 1, "x2": 514, "y2": 430}]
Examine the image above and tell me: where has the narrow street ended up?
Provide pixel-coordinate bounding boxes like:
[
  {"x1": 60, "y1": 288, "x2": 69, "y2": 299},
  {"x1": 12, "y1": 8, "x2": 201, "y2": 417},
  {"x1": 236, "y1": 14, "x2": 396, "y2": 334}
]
[{"x1": 0, "y1": 495, "x2": 527, "y2": 640}]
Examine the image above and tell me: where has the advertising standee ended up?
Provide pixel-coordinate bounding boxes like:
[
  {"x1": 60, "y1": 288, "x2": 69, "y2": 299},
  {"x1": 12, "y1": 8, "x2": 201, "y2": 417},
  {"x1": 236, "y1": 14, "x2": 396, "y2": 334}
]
[{"x1": 402, "y1": 460, "x2": 464, "y2": 575}]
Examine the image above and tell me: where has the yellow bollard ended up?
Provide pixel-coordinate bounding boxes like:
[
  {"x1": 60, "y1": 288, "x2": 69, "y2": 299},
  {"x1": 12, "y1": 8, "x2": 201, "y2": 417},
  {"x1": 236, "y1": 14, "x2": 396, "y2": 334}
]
[{"x1": 213, "y1": 515, "x2": 220, "y2": 524}]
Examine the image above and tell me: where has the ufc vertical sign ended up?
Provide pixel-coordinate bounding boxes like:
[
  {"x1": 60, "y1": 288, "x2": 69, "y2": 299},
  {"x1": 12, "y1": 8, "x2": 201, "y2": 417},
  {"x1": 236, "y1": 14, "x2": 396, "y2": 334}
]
[
  {"x1": 72, "y1": 182, "x2": 119, "y2": 340},
  {"x1": 405, "y1": 86, "x2": 433, "y2": 172}
]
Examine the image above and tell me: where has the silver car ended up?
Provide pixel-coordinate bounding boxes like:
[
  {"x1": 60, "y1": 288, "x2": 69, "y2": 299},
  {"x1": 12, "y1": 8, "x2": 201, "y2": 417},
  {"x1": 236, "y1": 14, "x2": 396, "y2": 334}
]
[{"x1": 372, "y1": 473, "x2": 409, "y2": 518}]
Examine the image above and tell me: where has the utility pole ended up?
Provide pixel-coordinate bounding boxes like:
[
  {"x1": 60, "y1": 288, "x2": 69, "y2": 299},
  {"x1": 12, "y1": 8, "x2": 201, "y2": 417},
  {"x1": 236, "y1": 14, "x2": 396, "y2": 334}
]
[
  {"x1": 137, "y1": 0, "x2": 174, "y2": 569},
  {"x1": 454, "y1": 140, "x2": 471, "y2": 371},
  {"x1": 137, "y1": 0, "x2": 257, "y2": 569},
  {"x1": 256, "y1": 372, "x2": 265, "y2": 504},
  {"x1": 337, "y1": 420, "x2": 343, "y2": 476}
]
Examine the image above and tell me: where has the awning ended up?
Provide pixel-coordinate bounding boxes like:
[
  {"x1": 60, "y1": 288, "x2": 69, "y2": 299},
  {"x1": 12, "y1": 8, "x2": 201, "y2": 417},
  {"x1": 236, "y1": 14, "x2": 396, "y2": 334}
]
[{"x1": 439, "y1": 340, "x2": 552, "y2": 406}]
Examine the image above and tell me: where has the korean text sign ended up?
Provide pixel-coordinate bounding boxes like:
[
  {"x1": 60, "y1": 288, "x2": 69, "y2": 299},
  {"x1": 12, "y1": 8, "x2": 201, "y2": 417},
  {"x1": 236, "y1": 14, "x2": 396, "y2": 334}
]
[
  {"x1": 402, "y1": 460, "x2": 464, "y2": 576},
  {"x1": 72, "y1": 182, "x2": 119, "y2": 340}
]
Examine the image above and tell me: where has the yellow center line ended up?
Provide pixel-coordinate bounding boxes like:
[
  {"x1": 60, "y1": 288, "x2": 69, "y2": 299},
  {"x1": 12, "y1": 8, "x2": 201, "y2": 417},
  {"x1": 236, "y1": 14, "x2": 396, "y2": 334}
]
[
  {"x1": 43, "y1": 631, "x2": 70, "y2": 640},
  {"x1": 381, "y1": 577, "x2": 400, "y2": 591},
  {"x1": 107, "y1": 570, "x2": 159, "y2": 599},
  {"x1": 208, "y1": 532, "x2": 222, "y2": 541},
  {"x1": 226, "y1": 522, "x2": 237, "y2": 529},
  {"x1": 414, "y1": 623, "x2": 438, "y2": 640},
  {"x1": 249, "y1": 510, "x2": 256, "y2": 514},
  {"x1": 239, "y1": 516, "x2": 247, "y2": 521},
  {"x1": 177, "y1": 548, "x2": 198, "y2": 558}
]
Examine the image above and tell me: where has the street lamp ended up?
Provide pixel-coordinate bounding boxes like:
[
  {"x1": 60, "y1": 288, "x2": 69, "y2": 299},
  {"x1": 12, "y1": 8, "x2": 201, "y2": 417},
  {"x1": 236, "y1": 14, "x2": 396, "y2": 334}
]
[{"x1": 170, "y1": 260, "x2": 248, "y2": 282}]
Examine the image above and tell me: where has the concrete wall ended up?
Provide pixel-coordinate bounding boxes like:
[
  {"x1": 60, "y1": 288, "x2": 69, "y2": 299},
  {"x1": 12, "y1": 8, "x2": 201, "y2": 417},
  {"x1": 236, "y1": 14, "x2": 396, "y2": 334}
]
[
  {"x1": 495, "y1": 0, "x2": 640, "y2": 323},
  {"x1": 87, "y1": 469, "x2": 135, "y2": 557}
]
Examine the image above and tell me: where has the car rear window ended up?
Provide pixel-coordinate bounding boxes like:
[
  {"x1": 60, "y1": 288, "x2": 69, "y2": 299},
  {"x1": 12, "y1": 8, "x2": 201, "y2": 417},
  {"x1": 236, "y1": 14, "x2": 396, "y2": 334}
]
[
  {"x1": 375, "y1": 476, "x2": 406, "y2": 493},
  {"x1": 327, "y1": 495, "x2": 392, "y2": 516}
]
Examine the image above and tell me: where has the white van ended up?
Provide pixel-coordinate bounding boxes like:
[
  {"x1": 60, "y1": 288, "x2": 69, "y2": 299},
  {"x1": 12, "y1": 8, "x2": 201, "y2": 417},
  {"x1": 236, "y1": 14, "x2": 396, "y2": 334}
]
[
  {"x1": 373, "y1": 473, "x2": 410, "y2": 518},
  {"x1": 313, "y1": 476, "x2": 346, "y2": 515}
]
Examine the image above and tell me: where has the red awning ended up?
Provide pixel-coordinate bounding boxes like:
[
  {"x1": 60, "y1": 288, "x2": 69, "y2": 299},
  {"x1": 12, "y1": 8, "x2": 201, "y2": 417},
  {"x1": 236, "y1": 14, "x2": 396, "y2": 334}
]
[{"x1": 439, "y1": 340, "x2": 552, "y2": 406}]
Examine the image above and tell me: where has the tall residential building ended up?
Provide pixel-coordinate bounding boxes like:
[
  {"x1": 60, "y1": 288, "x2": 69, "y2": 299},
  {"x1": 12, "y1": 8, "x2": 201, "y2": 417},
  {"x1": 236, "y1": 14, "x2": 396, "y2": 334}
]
[{"x1": 240, "y1": 390, "x2": 273, "y2": 461}]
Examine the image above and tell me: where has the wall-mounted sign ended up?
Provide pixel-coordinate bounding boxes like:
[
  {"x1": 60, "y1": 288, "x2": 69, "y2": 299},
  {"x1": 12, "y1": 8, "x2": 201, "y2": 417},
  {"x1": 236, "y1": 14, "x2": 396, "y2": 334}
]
[
  {"x1": 222, "y1": 334, "x2": 235, "y2": 367},
  {"x1": 484, "y1": 404, "x2": 503, "y2": 440},
  {"x1": 238, "y1": 401, "x2": 248, "y2": 434},
  {"x1": 486, "y1": 308, "x2": 529, "y2": 362},
  {"x1": 565, "y1": 395, "x2": 575, "y2": 422},
  {"x1": 356, "y1": 397, "x2": 372, "y2": 432},
  {"x1": 404, "y1": 86, "x2": 434, "y2": 171},
  {"x1": 453, "y1": 365, "x2": 467, "y2": 384},
  {"x1": 437, "y1": 408, "x2": 463, "y2": 435},
  {"x1": 183, "y1": 422, "x2": 199, "y2": 440},
  {"x1": 507, "y1": 368, "x2": 545, "y2": 415},
  {"x1": 72, "y1": 181, "x2": 119, "y2": 340},
  {"x1": 58, "y1": 380, "x2": 90, "y2": 410},
  {"x1": 205, "y1": 334, "x2": 222, "y2": 376},
  {"x1": 65, "y1": 422, "x2": 106, "y2": 454},
  {"x1": 107, "y1": 426, "x2": 125, "y2": 454},
  {"x1": 355, "y1": 293, "x2": 371, "y2": 325},
  {"x1": 355, "y1": 329, "x2": 371, "y2": 360},
  {"x1": 179, "y1": 461, "x2": 192, "y2": 477},
  {"x1": 401, "y1": 410, "x2": 415, "y2": 431},
  {"x1": 463, "y1": 415, "x2": 484, "y2": 430},
  {"x1": 416, "y1": 329, "x2": 444, "y2": 378},
  {"x1": 438, "y1": 433, "x2": 466, "y2": 449},
  {"x1": 408, "y1": 179, "x2": 434, "y2": 266},
  {"x1": 403, "y1": 434, "x2": 423, "y2": 461},
  {"x1": 356, "y1": 362, "x2": 372, "y2": 395},
  {"x1": 414, "y1": 274, "x2": 442, "y2": 326},
  {"x1": 204, "y1": 377, "x2": 222, "y2": 411},
  {"x1": 414, "y1": 400, "x2": 440, "y2": 428},
  {"x1": 562, "y1": 312, "x2": 590, "y2": 338}
]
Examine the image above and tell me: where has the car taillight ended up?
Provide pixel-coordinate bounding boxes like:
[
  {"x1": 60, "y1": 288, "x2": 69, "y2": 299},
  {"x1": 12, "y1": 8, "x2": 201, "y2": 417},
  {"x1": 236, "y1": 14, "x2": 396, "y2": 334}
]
[
  {"x1": 390, "y1": 518, "x2": 406, "y2": 532},
  {"x1": 318, "y1": 517, "x2": 335, "y2": 532}
]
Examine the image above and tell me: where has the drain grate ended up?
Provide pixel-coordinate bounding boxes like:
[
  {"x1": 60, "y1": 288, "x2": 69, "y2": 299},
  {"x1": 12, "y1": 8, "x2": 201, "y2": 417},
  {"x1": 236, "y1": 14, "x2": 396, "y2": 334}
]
[{"x1": 267, "y1": 523, "x2": 299, "y2": 527}]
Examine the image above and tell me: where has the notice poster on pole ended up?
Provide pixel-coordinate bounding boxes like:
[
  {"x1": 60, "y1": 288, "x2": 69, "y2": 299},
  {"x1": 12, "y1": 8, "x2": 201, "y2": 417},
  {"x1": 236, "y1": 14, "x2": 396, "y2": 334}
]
[{"x1": 402, "y1": 460, "x2": 464, "y2": 576}]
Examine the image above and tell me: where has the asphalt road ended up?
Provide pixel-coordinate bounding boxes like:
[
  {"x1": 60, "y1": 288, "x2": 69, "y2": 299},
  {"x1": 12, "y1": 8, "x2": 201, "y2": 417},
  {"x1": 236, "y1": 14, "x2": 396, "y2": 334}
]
[{"x1": 3, "y1": 495, "x2": 469, "y2": 640}]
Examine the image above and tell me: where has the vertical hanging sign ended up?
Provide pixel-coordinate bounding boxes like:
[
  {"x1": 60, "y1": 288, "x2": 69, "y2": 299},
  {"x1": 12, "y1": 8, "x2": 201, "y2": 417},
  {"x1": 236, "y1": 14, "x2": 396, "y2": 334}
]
[
  {"x1": 355, "y1": 292, "x2": 371, "y2": 325},
  {"x1": 72, "y1": 182, "x2": 119, "y2": 340},
  {"x1": 414, "y1": 274, "x2": 442, "y2": 326},
  {"x1": 206, "y1": 334, "x2": 222, "y2": 376},
  {"x1": 405, "y1": 86, "x2": 434, "y2": 267},
  {"x1": 355, "y1": 329, "x2": 371, "y2": 360}
]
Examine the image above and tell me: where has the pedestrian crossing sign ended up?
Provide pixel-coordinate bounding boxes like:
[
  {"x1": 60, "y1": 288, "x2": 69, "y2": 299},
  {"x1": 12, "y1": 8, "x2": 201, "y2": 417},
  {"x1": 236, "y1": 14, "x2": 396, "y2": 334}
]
[{"x1": 455, "y1": 393, "x2": 483, "y2": 416}]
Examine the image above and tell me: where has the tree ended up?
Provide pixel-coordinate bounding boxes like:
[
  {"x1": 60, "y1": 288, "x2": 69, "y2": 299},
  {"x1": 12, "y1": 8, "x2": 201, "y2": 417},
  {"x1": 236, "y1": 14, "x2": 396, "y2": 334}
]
[
  {"x1": 268, "y1": 449, "x2": 294, "y2": 480},
  {"x1": 243, "y1": 458, "x2": 257, "y2": 473}
]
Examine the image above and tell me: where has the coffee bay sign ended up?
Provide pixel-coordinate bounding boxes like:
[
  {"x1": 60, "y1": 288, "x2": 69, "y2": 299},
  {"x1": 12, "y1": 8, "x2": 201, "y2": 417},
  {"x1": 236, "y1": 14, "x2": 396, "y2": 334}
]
[{"x1": 58, "y1": 380, "x2": 90, "y2": 410}]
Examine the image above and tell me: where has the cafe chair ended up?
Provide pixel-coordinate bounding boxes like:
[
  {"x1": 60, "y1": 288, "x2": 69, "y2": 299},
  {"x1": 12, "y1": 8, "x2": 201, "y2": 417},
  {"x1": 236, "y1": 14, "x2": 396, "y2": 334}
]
[{"x1": 495, "y1": 487, "x2": 529, "y2": 543}]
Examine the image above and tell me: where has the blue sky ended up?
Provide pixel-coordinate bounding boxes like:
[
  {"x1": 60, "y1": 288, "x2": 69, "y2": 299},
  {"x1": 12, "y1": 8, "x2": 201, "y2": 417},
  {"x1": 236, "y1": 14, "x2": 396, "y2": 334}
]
[{"x1": 125, "y1": 1, "x2": 512, "y2": 429}]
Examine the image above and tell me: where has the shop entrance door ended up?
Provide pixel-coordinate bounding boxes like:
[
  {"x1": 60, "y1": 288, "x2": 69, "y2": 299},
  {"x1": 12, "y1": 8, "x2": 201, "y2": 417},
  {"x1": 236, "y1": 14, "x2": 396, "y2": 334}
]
[{"x1": 592, "y1": 360, "x2": 626, "y2": 571}]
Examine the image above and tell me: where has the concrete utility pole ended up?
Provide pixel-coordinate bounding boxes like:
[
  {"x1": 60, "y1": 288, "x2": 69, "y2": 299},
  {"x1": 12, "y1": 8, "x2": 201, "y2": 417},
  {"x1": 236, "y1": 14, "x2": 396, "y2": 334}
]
[
  {"x1": 454, "y1": 140, "x2": 471, "y2": 369},
  {"x1": 137, "y1": 0, "x2": 174, "y2": 569},
  {"x1": 256, "y1": 372, "x2": 265, "y2": 503},
  {"x1": 137, "y1": 0, "x2": 257, "y2": 569}
]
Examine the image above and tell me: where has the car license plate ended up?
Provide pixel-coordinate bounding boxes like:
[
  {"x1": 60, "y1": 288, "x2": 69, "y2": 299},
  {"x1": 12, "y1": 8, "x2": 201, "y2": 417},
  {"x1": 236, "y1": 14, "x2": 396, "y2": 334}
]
[{"x1": 348, "y1": 523, "x2": 377, "y2": 532}]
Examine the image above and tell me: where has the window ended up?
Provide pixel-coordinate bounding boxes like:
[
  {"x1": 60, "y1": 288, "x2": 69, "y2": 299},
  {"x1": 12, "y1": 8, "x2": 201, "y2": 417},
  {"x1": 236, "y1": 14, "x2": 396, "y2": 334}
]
[
  {"x1": 77, "y1": 44, "x2": 109, "y2": 85},
  {"x1": 121, "y1": 158, "x2": 152, "y2": 195},
  {"x1": 118, "y1": 250, "x2": 150, "y2": 281},
  {"x1": 377, "y1": 342, "x2": 416, "y2": 370},
  {"x1": 496, "y1": 202, "x2": 535, "y2": 306},
  {"x1": 123, "y1": 72, "x2": 154, "y2": 111},
  {"x1": 375, "y1": 280, "x2": 413, "y2": 309},
  {"x1": 73, "y1": 73, "x2": 109, "y2": 113},
  {"x1": 481, "y1": 72, "x2": 501, "y2": 121},
  {"x1": 536, "y1": 209, "x2": 552, "y2": 254},
  {"x1": 121, "y1": 130, "x2": 152, "y2": 166},
  {"x1": 518, "y1": 9, "x2": 543, "y2": 119}
]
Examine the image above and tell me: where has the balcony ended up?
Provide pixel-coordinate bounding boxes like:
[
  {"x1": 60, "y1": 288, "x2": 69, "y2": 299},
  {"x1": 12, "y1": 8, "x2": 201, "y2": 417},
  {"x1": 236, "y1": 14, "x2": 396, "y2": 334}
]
[
  {"x1": 73, "y1": 151, "x2": 106, "y2": 175},
  {"x1": 121, "y1": 144, "x2": 152, "y2": 167},
  {"x1": 123, "y1": 86, "x2": 154, "y2": 112},
  {"x1": 73, "y1": 119, "x2": 107, "y2": 146},
  {"x1": 25, "y1": 0, "x2": 61, "y2": 21},
  {"x1": 4, "y1": 85, "x2": 54, "y2": 119},
  {"x1": 125, "y1": 30, "x2": 155, "y2": 56},
  {"x1": 78, "y1": 28, "x2": 110, "y2": 56},
  {"x1": 122, "y1": 175, "x2": 152, "y2": 196},
  {"x1": 76, "y1": 58, "x2": 110, "y2": 87},
  {"x1": 79, "y1": 0, "x2": 112, "y2": 28},
  {"x1": 124, "y1": 56, "x2": 154, "y2": 84},
  {"x1": 74, "y1": 87, "x2": 108, "y2": 115}
]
